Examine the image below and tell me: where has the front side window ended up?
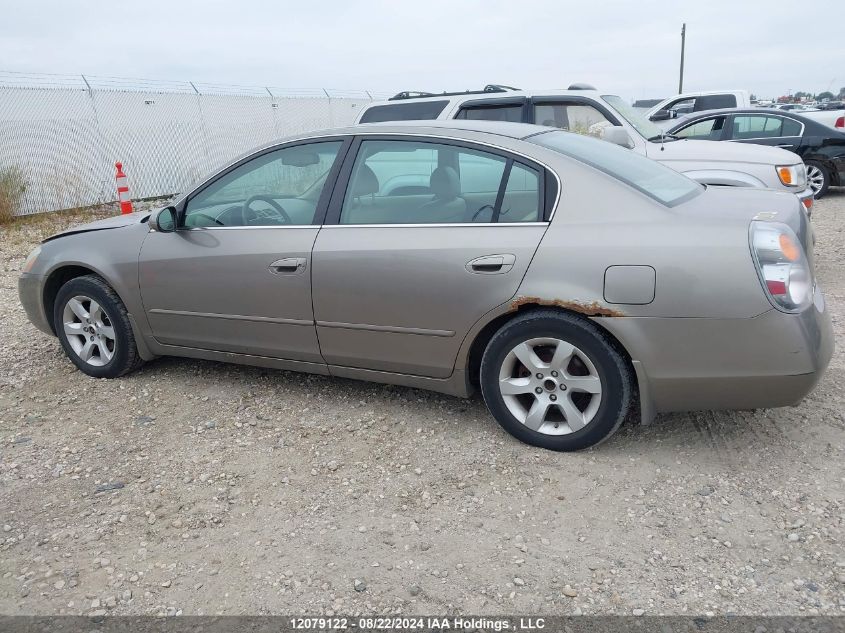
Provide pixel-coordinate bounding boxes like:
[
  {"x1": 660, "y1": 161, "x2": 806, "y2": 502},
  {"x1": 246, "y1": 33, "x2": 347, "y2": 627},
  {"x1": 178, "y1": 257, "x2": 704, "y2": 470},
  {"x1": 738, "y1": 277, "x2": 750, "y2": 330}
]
[
  {"x1": 534, "y1": 103, "x2": 612, "y2": 138},
  {"x1": 456, "y1": 104, "x2": 524, "y2": 123},
  {"x1": 530, "y1": 130, "x2": 702, "y2": 207},
  {"x1": 339, "y1": 139, "x2": 542, "y2": 225},
  {"x1": 184, "y1": 141, "x2": 343, "y2": 227},
  {"x1": 674, "y1": 116, "x2": 726, "y2": 140}
]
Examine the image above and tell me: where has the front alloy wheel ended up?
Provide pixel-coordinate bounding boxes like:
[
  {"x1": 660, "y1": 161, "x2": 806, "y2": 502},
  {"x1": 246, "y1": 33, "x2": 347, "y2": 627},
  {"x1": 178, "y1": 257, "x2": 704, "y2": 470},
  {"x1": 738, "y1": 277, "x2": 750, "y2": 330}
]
[
  {"x1": 62, "y1": 295, "x2": 116, "y2": 366},
  {"x1": 53, "y1": 274, "x2": 144, "y2": 378}
]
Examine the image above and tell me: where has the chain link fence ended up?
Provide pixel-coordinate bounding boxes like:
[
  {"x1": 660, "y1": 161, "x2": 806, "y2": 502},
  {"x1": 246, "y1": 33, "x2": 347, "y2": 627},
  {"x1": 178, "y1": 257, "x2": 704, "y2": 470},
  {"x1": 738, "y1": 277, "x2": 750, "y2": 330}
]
[{"x1": 0, "y1": 71, "x2": 391, "y2": 216}]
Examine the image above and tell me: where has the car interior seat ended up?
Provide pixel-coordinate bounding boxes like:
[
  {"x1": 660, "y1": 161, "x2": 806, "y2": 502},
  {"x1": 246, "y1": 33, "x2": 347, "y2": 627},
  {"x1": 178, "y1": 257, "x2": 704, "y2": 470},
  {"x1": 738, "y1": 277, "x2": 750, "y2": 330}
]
[{"x1": 414, "y1": 166, "x2": 467, "y2": 222}]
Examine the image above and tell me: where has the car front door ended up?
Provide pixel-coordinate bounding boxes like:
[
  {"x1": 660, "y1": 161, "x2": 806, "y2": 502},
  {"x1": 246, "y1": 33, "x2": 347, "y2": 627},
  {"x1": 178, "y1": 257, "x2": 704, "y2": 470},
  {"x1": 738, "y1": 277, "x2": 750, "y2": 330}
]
[
  {"x1": 727, "y1": 114, "x2": 803, "y2": 152},
  {"x1": 311, "y1": 135, "x2": 552, "y2": 378},
  {"x1": 138, "y1": 138, "x2": 349, "y2": 361}
]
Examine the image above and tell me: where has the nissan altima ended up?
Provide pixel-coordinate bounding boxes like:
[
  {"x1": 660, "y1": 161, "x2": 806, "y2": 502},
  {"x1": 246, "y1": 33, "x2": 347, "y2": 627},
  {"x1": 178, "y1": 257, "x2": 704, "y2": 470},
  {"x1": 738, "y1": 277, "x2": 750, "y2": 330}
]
[{"x1": 18, "y1": 121, "x2": 833, "y2": 451}]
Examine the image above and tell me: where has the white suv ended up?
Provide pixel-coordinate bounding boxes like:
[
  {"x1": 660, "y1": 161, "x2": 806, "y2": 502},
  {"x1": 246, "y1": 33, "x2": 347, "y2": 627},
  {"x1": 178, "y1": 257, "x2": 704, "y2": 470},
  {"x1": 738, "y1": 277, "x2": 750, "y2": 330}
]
[{"x1": 357, "y1": 84, "x2": 815, "y2": 213}]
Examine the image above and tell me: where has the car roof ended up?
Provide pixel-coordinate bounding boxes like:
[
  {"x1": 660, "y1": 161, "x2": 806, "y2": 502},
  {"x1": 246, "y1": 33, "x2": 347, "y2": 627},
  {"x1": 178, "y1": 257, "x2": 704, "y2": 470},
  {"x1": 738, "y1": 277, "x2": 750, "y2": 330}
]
[
  {"x1": 362, "y1": 87, "x2": 607, "y2": 108},
  {"x1": 288, "y1": 120, "x2": 556, "y2": 142}
]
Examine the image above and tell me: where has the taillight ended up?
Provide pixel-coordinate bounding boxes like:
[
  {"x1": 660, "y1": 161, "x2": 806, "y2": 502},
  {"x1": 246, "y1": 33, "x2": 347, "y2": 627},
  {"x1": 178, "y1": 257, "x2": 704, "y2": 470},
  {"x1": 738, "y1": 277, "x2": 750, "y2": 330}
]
[
  {"x1": 750, "y1": 222, "x2": 813, "y2": 313},
  {"x1": 835, "y1": 116, "x2": 844, "y2": 128}
]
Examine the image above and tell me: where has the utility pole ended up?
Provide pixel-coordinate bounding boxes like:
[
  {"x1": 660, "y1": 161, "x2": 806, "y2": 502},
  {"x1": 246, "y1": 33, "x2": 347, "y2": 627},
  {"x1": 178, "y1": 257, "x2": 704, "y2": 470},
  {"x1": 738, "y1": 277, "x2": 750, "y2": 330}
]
[{"x1": 678, "y1": 23, "x2": 686, "y2": 93}]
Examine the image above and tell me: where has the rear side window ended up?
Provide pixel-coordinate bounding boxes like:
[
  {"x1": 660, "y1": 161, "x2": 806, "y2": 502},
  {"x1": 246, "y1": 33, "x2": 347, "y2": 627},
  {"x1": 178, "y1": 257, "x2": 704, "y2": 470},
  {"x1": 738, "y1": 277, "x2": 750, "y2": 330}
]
[
  {"x1": 530, "y1": 131, "x2": 702, "y2": 207},
  {"x1": 731, "y1": 115, "x2": 796, "y2": 139},
  {"x1": 456, "y1": 104, "x2": 524, "y2": 123},
  {"x1": 339, "y1": 139, "x2": 542, "y2": 225},
  {"x1": 359, "y1": 100, "x2": 449, "y2": 123}
]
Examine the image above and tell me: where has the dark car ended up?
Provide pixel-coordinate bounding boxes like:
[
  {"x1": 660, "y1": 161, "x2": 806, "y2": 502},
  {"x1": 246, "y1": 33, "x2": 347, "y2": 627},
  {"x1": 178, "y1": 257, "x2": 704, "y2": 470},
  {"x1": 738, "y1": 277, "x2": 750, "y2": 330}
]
[{"x1": 667, "y1": 108, "x2": 845, "y2": 197}]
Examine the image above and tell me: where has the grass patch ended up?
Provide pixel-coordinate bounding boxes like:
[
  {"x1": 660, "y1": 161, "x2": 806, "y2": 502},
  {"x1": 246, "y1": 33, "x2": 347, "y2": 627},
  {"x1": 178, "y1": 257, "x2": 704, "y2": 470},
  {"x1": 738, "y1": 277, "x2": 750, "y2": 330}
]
[{"x1": 0, "y1": 166, "x2": 27, "y2": 224}]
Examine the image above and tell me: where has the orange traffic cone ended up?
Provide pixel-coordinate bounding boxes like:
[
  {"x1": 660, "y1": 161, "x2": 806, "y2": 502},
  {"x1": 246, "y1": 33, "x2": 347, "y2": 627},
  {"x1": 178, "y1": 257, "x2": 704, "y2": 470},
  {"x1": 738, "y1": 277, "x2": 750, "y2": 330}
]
[{"x1": 114, "y1": 162, "x2": 133, "y2": 214}]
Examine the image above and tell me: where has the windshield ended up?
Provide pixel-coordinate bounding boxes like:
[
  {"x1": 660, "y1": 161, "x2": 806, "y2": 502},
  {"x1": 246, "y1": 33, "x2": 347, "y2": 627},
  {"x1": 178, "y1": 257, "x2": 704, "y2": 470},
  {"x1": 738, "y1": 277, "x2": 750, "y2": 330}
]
[
  {"x1": 601, "y1": 95, "x2": 664, "y2": 140},
  {"x1": 529, "y1": 130, "x2": 703, "y2": 207}
]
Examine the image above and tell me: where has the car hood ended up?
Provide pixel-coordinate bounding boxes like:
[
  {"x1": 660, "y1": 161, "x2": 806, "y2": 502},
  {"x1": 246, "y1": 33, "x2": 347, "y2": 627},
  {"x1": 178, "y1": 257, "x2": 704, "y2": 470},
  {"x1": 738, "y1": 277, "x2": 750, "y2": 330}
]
[
  {"x1": 647, "y1": 138, "x2": 802, "y2": 165},
  {"x1": 43, "y1": 210, "x2": 152, "y2": 243}
]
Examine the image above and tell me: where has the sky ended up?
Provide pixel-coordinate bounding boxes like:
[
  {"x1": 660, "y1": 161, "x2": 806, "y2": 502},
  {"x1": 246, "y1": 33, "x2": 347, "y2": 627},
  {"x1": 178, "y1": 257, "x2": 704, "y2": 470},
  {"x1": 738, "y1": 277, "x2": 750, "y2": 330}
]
[{"x1": 1, "y1": 0, "x2": 843, "y2": 101}]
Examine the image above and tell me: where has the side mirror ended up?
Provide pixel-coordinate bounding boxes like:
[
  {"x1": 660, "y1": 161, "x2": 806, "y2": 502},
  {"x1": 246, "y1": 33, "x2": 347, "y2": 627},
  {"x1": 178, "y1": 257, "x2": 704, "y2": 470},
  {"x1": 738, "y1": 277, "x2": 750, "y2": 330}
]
[
  {"x1": 150, "y1": 206, "x2": 177, "y2": 232},
  {"x1": 650, "y1": 109, "x2": 673, "y2": 121},
  {"x1": 601, "y1": 126, "x2": 635, "y2": 149}
]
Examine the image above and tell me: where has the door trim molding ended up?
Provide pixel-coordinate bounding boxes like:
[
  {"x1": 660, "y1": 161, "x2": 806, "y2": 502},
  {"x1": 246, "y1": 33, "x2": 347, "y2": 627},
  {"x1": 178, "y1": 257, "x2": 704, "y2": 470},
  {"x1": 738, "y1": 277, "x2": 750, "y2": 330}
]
[
  {"x1": 316, "y1": 320, "x2": 455, "y2": 337},
  {"x1": 148, "y1": 308, "x2": 313, "y2": 327}
]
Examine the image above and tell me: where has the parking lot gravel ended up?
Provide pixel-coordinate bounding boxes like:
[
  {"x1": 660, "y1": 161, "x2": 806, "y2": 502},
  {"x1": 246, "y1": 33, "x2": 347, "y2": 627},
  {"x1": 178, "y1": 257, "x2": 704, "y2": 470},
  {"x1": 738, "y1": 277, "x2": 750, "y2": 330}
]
[{"x1": 1, "y1": 192, "x2": 844, "y2": 617}]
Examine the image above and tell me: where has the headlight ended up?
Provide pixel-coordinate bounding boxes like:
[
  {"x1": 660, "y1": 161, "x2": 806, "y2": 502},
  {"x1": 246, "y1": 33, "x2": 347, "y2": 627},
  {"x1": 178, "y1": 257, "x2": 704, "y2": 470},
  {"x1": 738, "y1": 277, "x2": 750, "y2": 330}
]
[
  {"x1": 776, "y1": 164, "x2": 806, "y2": 188},
  {"x1": 21, "y1": 246, "x2": 41, "y2": 273},
  {"x1": 749, "y1": 222, "x2": 812, "y2": 313}
]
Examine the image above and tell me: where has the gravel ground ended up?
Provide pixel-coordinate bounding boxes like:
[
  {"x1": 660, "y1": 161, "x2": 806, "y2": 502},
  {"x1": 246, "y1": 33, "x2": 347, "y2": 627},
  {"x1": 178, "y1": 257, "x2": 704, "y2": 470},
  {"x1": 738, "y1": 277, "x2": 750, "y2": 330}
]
[{"x1": 1, "y1": 193, "x2": 844, "y2": 617}]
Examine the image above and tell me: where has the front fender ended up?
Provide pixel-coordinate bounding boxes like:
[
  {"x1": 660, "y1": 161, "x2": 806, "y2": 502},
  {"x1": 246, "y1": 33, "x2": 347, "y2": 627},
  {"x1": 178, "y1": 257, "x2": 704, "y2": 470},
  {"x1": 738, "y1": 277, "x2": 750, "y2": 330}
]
[{"x1": 31, "y1": 224, "x2": 153, "y2": 350}]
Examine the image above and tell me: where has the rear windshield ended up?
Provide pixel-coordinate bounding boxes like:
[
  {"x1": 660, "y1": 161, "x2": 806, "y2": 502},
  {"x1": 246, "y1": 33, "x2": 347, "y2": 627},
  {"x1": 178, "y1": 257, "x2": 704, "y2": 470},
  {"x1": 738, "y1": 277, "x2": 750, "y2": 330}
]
[
  {"x1": 360, "y1": 100, "x2": 449, "y2": 123},
  {"x1": 529, "y1": 130, "x2": 702, "y2": 207}
]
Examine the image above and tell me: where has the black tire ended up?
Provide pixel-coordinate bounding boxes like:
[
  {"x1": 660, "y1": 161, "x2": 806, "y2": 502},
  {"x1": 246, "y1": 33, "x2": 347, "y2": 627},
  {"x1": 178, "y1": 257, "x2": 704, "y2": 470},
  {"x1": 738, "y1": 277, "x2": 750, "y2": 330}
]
[
  {"x1": 805, "y1": 160, "x2": 830, "y2": 198},
  {"x1": 53, "y1": 275, "x2": 143, "y2": 378},
  {"x1": 480, "y1": 309, "x2": 632, "y2": 451}
]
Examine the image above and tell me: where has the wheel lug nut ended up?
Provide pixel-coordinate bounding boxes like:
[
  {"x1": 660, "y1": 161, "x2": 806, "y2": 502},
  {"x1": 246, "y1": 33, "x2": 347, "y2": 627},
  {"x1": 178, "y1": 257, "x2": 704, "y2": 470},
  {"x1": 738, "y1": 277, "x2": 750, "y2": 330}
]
[
  {"x1": 550, "y1": 394, "x2": 557, "y2": 401},
  {"x1": 535, "y1": 387, "x2": 543, "y2": 394},
  {"x1": 535, "y1": 373, "x2": 543, "y2": 379},
  {"x1": 551, "y1": 371, "x2": 558, "y2": 377},
  {"x1": 560, "y1": 384, "x2": 567, "y2": 391}
]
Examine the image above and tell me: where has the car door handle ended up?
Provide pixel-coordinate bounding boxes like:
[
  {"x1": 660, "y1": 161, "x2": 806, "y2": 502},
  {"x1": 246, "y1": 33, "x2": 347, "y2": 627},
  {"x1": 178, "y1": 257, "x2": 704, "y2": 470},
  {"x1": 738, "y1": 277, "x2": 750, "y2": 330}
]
[
  {"x1": 777, "y1": 143, "x2": 793, "y2": 148},
  {"x1": 466, "y1": 254, "x2": 516, "y2": 274},
  {"x1": 268, "y1": 257, "x2": 307, "y2": 275}
]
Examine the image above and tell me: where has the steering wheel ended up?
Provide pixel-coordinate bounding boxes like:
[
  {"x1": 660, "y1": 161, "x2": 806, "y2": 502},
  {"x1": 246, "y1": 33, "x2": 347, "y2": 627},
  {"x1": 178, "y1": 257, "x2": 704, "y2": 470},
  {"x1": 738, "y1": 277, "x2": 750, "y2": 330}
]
[{"x1": 241, "y1": 194, "x2": 292, "y2": 226}]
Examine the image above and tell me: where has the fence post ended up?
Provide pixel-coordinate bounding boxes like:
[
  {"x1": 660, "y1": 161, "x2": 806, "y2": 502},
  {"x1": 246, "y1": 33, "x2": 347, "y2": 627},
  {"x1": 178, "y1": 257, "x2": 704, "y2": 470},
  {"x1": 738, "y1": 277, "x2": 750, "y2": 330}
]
[
  {"x1": 81, "y1": 75, "x2": 114, "y2": 206},
  {"x1": 189, "y1": 81, "x2": 213, "y2": 174}
]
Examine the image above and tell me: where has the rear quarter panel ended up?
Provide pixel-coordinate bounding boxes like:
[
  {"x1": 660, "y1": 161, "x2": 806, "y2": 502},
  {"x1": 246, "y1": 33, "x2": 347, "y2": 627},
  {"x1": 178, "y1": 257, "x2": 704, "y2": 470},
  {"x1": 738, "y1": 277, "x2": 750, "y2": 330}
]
[{"x1": 515, "y1": 154, "x2": 773, "y2": 320}]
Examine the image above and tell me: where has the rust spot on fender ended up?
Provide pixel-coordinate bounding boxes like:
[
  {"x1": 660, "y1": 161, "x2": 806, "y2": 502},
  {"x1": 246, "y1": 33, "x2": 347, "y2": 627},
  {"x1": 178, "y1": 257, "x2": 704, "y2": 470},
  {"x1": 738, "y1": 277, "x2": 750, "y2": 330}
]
[{"x1": 509, "y1": 296, "x2": 625, "y2": 318}]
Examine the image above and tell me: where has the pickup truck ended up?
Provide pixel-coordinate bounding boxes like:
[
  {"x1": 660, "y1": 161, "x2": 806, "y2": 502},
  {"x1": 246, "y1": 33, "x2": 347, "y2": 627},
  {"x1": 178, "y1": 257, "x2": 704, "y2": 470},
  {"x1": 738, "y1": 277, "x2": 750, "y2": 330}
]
[
  {"x1": 356, "y1": 84, "x2": 815, "y2": 213},
  {"x1": 647, "y1": 89, "x2": 844, "y2": 132}
]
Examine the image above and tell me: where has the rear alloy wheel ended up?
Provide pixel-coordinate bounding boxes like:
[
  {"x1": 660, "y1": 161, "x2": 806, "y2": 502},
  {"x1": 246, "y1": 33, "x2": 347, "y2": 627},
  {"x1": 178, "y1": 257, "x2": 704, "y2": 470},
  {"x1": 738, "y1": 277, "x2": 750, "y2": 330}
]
[
  {"x1": 54, "y1": 275, "x2": 143, "y2": 378},
  {"x1": 480, "y1": 310, "x2": 632, "y2": 451},
  {"x1": 805, "y1": 161, "x2": 830, "y2": 198}
]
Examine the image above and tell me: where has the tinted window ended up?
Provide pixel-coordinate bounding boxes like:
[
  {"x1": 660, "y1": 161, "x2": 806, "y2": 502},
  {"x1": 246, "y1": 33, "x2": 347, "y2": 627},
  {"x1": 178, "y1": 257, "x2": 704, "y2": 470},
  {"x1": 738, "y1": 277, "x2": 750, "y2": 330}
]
[
  {"x1": 675, "y1": 116, "x2": 726, "y2": 140},
  {"x1": 534, "y1": 103, "x2": 612, "y2": 138},
  {"x1": 359, "y1": 100, "x2": 449, "y2": 123},
  {"x1": 184, "y1": 141, "x2": 342, "y2": 227},
  {"x1": 339, "y1": 140, "x2": 541, "y2": 224},
  {"x1": 456, "y1": 104, "x2": 524, "y2": 123},
  {"x1": 530, "y1": 131, "x2": 702, "y2": 207},
  {"x1": 695, "y1": 94, "x2": 737, "y2": 110},
  {"x1": 782, "y1": 118, "x2": 802, "y2": 136}
]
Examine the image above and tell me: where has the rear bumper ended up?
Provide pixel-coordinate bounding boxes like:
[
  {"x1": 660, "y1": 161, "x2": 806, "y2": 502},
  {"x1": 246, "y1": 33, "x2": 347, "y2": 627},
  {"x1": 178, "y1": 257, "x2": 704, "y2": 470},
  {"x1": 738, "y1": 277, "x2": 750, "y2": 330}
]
[
  {"x1": 599, "y1": 284, "x2": 833, "y2": 415},
  {"x1": 18, "y1": 272, "x2": 52, "y2": 335}
]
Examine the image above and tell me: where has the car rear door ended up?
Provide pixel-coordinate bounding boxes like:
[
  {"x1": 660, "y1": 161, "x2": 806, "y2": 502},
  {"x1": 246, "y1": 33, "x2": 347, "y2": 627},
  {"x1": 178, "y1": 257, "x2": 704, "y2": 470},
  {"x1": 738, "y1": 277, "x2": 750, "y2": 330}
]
[
  {"x1": 138, "y1": 138, "x2": 350, "y2": 361},
  {"x1": 310, "y1": 134, "x2": 554, "y2": 378}
]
